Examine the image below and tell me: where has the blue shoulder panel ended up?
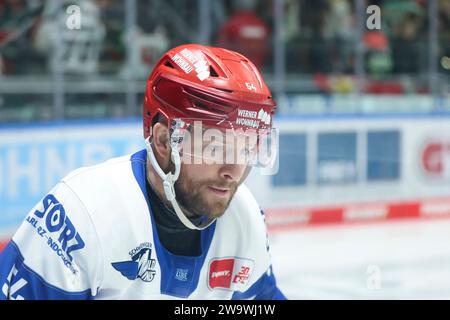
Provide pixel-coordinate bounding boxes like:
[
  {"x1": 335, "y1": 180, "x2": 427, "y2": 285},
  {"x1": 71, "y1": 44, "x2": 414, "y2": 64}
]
[
  {"x1": 0, "y1": 241, "x2": 92, "y2": 300},
  {"x1": 232, "y1": 266, "x2": 287, "y2": 300}
]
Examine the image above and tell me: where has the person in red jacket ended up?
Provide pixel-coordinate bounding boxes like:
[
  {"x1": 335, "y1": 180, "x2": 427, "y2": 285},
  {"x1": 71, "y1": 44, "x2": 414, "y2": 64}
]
[{"x1": 217, "y1": 5, "x2": 271, "y2": 69}]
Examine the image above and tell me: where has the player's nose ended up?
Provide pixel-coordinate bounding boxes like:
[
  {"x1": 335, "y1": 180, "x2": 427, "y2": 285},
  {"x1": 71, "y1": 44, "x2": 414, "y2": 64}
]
[{"x1": 219, "y1": 163, "x2": 247, "y2": 182}]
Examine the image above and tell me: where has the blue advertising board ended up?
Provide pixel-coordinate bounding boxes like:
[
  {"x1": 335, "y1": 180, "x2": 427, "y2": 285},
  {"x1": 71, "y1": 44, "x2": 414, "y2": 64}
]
[{"x1": 0, "y1": 121, "x2": 143, "y2": 231}]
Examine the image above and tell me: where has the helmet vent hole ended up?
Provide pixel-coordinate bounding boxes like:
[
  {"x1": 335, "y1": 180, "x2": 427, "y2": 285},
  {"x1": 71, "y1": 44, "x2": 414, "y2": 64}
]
[
  {"x1": 215, "y1": 88, "x2": 233, "y2": 93},
  {"x1": 195, "y1": 102, "x2": 228, "y2": 115},
  {"x1": 165, "y1": 61, "x2": 175, "y2": 68},
  {"x1": 210, "y1": 66, "x2": 219, "y2": 77}
]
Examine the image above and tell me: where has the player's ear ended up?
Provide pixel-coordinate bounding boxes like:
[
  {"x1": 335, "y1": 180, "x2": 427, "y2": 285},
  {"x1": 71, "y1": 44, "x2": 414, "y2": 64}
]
[{"x1": 152, "y1": 122, "x2": 170, "y2": 161}]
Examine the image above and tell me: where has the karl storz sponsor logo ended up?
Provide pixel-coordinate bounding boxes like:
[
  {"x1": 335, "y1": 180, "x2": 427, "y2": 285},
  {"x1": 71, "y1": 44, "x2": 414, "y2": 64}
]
[
  {"x1": 112, "y1": 242, "x2": 157, "y2": 282},
  {"x1": 26, "y1": 194, "x2": 85, "y2": 274},
  {"x1": 421, "y1": 139, "x2": 450, "y2": 179},
  {"x1": 208, "y1": 258, "x2": 254, "y2": 291}
]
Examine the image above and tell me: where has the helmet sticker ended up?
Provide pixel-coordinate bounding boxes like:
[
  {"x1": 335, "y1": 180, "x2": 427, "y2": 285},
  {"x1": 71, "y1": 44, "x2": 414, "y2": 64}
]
[
  {"x1": 236, "y1": 108, "x2": 271, "y2": 128},
  {"x1": 171, "y1": 53, "x2": 194, "y2": 74},
  {"x1": 171, "y1": 48, "x2": 210, "y2": 81},
  {"x1": 257, "y1": 109, "x2": 271, "y2": 125}
]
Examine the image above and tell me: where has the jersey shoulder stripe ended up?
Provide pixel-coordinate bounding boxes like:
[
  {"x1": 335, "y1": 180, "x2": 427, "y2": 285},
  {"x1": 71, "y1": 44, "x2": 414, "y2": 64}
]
[{"x1": 0, "y1": 241, "x2": 93, "y2": 300}]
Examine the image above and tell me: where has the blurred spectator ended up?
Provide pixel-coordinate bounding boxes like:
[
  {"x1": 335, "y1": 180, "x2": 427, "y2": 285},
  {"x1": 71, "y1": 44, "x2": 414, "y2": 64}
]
[
  {"x1": 439, "y1": 0, "x2": 450, "y2": 40},
  {"x1": 119, "y1": 25, "x2": 170, "y2": 79},
  {"x1": 391, "y1": 12, "x2": 422, "y2": 74},
  {"x1": 323, "y1": 0, "x2": 355, "y2": 73},
  {"x1": 363, "y1": 31, "x2": 393, "y2": 79},
  {"x1": 96, "y1": 0, "x2": 124, "y2": 73},
  {"x1": 382, "y1": 0, "x2": 424, "y2": 33},
  {"x1": 328, "y1": 1, "x2": 354, "y2": 41},
  {"x1": 0, "y1": 0, "x2": 44, "y2": 74},
  {"x1": 288, "y1": 0, "x2": 355, "y2": 74},
  {"x1": 283, "y1": 0, "x2": 301, "y2": 43},
  {"x1": 439, "y1": 0, "x2": 450, "y2": 76},
  {"x1": 364, "y1": 31, "x2": 389, "y2": 52},
  {"x1": 0, "y1": 53, "x2": 4, "y2": 74},
  {"x1": 33, "y1": 0, "x2": 105, "y2": 74},
  {"x1": 0, "y1": 0, "x2": 448, "y2": 104},
  {"x1": 301, "y1": 0, "x2": 331, "y2": 73},
  {"x1": 216, "y1": 0, "x2": 270, "y2": 68}
]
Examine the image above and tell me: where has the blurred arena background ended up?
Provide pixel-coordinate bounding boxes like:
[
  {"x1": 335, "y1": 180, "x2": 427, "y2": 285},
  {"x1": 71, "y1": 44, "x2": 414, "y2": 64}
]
[{"x1": 1, "y1": 0, "x2": 450, "y2": 299}]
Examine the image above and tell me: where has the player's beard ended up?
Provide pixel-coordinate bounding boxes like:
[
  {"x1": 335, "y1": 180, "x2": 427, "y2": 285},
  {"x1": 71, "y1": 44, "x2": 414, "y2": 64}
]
[{"x1": 174, "y1": 170, "x2": 239, "y2": 220}]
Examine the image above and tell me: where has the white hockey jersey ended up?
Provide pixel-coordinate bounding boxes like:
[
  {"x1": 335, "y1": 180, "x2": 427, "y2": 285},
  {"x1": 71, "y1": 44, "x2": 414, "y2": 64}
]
[{"x1": 0, "y1": 149, "x2": 285, "y2": 300}]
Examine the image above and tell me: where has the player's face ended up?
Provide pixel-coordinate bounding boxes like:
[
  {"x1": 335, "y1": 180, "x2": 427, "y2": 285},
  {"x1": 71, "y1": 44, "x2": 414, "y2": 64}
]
[
  {"x1": 169, "y1": 123, "x2": 254, "y2": 219},
  {"x1": 174, "y1": 161, "x2": 248, "y2": 219}
]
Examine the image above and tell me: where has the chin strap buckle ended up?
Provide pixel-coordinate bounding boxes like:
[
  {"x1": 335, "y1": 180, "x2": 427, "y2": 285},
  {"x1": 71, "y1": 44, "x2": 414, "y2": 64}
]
[{"x1": 163, "y1": 179, "x2": 175, "y2": 202}]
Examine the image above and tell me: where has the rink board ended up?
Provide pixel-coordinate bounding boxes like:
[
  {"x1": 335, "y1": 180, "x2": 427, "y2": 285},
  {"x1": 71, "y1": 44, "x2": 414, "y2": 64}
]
[{"x1": 0, "y1": 116, "x2": 450, "y2": 247}]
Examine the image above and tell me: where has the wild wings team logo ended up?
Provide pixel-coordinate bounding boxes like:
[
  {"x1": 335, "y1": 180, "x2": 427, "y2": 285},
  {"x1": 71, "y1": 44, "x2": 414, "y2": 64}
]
[{"x1": 111, "y1": 242, "x2": 156, "y2": 282}]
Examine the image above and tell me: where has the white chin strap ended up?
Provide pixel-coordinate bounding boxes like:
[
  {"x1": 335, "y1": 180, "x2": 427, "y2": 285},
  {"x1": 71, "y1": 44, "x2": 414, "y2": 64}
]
[{"x1": 145, "y1": 137, "x2": 216, "y2": 230}]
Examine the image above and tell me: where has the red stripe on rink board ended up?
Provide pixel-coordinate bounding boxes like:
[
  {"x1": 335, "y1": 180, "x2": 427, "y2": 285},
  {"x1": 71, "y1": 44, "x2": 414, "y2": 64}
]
[
  {"x1": 309, "y1": 208, "x2": 344, "y2": 225},
  {"x1": 388, "y1": 202, "x2": 421, "y2": 219},
  {"x1": 0, "y1": 241, "x2": 7, "y2": 254},
  {"x1": 0, "y1": 199, "x2": 449, "y2": 242},
  {"x1": 265, "y1": 197, "x2": 450, "y2": 232}
]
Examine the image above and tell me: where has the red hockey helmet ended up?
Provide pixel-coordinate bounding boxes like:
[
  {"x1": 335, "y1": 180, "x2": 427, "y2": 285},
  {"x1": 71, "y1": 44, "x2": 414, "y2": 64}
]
[{"x1": 143, "y1": 44, "x2": 276, "y2": 139}]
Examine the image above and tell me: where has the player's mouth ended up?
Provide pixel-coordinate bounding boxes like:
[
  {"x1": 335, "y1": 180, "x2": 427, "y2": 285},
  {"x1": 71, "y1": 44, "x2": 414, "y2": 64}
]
[{"x1": 207, "y1": 186, "x2": 230, "y2": 197}]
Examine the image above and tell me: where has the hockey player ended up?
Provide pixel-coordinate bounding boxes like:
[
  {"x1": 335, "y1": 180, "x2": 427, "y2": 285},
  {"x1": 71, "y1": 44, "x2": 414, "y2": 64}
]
[{"x1": 0, "y1": 44, "x2": 286, "y2": 300}]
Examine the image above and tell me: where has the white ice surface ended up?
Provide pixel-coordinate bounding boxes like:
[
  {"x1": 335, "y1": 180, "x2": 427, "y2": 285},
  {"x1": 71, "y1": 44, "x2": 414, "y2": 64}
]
[{"x1": 269, "y1": 219, "x2": 450, "y2": 299}]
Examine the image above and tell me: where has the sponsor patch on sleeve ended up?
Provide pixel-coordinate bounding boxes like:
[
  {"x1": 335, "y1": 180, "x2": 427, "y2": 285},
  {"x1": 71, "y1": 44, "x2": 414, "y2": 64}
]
[{"x1": 208, "y1": 257, "x2": 254, "y2": 291}]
